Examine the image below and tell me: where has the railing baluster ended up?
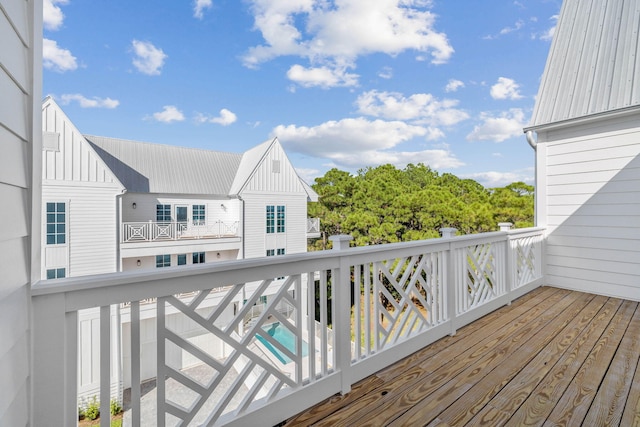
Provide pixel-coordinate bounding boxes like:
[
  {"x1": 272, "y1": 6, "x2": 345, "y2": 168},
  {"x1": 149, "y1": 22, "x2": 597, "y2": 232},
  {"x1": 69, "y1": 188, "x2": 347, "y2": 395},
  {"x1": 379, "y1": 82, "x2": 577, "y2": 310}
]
[
  {"x1": 157, "y1": 298, "x2": 166, "y2": 427},
  {"x1": 131, "y1": 301, "x2": 141, "y2": 427},
  {"x1": 100, "y1": 305, "x2": 111, "y2": 427}
]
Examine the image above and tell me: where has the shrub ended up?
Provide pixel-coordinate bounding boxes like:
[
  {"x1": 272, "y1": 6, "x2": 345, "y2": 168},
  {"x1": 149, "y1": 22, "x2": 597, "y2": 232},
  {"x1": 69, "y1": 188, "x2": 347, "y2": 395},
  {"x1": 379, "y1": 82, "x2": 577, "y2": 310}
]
[
  {"x1": 110, "y1": 399, "x2": 123, "y2": 416},
  {"x1": 85, "y1": 396, "x2": 100, "y2": 421}
]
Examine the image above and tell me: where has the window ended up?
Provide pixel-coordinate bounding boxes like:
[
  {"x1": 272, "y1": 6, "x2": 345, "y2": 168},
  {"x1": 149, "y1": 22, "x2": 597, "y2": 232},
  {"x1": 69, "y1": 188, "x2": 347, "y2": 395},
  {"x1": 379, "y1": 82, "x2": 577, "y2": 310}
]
[
  {"x1": 277, "y1": 248, "x2": 285, "y2": 256},
  {"x1": 266, "y1": 205, "x2": 275, "y2": 234},
  {"x1": 156, "y1": 254, "x2": 170, "y2": 268},
  {"x1": 193, "y1": 205, "x2": 205, "y2": 225},
  {"x1": 46, "y1": 202, "x2": 66, "y2": 245},
  {"x1": 266, "y1": 249, "x2": 275, "y2": 257},
  {"x1": 156, "y1": 204, "x2": 171, "y2": 222},
  {"x1": 177, "y1": 254, "x2": 187, "y2": 266},
  {"x1": 193, "y1": 252, "x2": 205, "y2": 264},
  {"x1": 46, "y1": 268, "x2": 66, "y2": 280},
  {"x1": 277, "y1": 206, "x2": 285, "y2": 233}
]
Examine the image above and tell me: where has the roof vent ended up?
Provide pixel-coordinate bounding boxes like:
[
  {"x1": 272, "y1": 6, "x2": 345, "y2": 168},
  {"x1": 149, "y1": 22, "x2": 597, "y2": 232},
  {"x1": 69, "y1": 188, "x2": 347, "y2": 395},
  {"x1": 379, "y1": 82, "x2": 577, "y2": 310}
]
[
  {"x1": 272, "y1": 159, "x2": 280, "y2": 173},
  {"x1": 43, "y1": 132, "x2": 60, "y2": 151}
]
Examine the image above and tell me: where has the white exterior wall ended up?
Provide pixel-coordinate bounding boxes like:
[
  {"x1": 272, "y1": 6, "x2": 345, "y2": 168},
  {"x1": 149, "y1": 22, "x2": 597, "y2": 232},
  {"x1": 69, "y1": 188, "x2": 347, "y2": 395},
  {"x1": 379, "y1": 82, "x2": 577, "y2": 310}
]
[
  {"x1": 0, "y1": 0, "x2": 40, "y2": 425},
  {"x1": 240, "y1": 141, "x2": 310, "y2": 259},
  {"x1": 537, "y1": 112, "x2": 640, "y2": 301},
  {"x1": 243, "y1": 193, "x2": 308, "y2": 259},
  {"x1": 41, "y1": 99, "x2": 123, "y2": 278},
  {"x1": 121, "y1": 193, "x2": 241, "y2": 225},
  {"x1": 42, "y1": 185, "x2": 120, "y2": 277}
]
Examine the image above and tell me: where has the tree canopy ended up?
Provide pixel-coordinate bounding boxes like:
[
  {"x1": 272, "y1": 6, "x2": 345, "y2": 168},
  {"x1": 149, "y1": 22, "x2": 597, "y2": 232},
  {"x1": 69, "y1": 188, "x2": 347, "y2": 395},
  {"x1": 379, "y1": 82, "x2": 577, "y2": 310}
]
[{"x1": 308, "y1": 164, "x2": 534, "y2": 249}]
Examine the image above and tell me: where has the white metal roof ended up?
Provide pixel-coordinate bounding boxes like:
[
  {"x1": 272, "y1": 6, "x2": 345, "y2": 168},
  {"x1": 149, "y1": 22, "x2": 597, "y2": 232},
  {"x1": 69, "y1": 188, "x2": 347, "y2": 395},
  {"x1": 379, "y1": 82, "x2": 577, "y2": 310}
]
[
  {"x1": 528, "y1": 0, "x2": 640, "y2": 130},
  {"x1": 86, "y1": 135, "x2": 242, "y2": 195}
]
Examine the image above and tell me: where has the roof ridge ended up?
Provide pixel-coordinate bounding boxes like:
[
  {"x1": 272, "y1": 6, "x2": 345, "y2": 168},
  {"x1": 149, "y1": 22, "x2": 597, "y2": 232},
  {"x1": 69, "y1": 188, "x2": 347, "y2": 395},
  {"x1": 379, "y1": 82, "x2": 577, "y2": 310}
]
[{"x1": 84, "y1": 134, "x2": 243, "y2": 156}]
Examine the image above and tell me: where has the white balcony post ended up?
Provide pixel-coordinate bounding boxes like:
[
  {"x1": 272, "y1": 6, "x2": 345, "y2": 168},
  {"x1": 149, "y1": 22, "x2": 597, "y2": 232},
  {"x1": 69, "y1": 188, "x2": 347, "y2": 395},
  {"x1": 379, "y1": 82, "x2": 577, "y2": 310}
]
[
  {"x1": 440, "y1": 227, "x2": 457, "y2": 239},
  {"x1": 500, "y1": 223, "x2": 514, "y2": 302},
  {"x1": 329, "y1": 235, "x2": 353, "y2": 394},
  {"x1": 498, "y1": 222, "x2": 513, "y2": 231},
  {"x1": 32, "y1": 293, "x2": 78, "y2": 427},
  {"x1": 440, "y1": 228, "x2": 458, "y2": 335}
]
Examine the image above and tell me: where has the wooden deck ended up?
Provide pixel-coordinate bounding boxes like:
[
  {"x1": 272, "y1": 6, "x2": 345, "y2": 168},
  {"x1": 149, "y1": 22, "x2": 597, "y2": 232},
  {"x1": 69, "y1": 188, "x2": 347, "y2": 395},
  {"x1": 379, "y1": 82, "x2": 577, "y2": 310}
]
[{"x1": 285, "y1": 287, "x2": 640, "y2": 426}]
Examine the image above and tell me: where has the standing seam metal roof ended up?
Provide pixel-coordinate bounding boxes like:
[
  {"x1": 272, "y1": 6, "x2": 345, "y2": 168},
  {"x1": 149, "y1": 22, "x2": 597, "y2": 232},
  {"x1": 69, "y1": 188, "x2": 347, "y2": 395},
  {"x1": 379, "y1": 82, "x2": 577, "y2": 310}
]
[
  {"x1": 528, "y1": 0, "x2": 640, "y2": 129},
  {"x1": 86, "y1": 135, "x2": 243, "y2": 195}
]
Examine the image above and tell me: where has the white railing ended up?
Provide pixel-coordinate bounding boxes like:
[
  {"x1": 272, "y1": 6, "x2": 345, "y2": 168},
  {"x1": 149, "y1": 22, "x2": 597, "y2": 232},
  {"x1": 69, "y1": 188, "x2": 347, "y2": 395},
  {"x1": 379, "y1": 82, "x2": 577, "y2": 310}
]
[
  {"x1": 32, "y1": 226, "x2": 544, "y2": 427},
  {"x1": 306, "y1": 217, "x2": 320, "y2": 235},
  {"x1": 121, "y1": 221, "x2": 239, "y2": 242}
]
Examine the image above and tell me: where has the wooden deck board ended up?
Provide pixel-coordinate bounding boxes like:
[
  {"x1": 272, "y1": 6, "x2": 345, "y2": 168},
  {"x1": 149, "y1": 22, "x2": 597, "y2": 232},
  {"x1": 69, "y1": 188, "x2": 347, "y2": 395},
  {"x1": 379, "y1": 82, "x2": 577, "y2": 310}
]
[
  {"x1": 314, "y1": 288, "x2": 575, "y2": 427},
  {"x1": 284, "y1": 287, "x2": 640, "y2": 427}
]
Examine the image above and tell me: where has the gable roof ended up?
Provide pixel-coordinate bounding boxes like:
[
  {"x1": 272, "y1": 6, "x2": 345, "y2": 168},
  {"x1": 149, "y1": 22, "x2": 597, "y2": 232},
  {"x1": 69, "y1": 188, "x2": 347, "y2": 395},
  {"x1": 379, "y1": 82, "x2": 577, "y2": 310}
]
[
  {"x1": 86, "y1": 135, "x2": 242, "y2": 195},
  {"x1": 527, "y1": 0, "x2": 640, "y2": 131},
  {"x1": 228, "y1": 138, "x2": 274, "y2": 195}
]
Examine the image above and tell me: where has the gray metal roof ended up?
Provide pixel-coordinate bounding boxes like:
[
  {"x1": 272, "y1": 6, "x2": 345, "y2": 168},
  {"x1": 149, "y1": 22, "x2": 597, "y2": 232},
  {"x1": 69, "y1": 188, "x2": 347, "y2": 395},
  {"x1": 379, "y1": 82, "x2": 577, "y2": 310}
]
[
  {"x1": 528, "y1": 0, "x2": 640, "y2": 130},
  {"x1": 86, "y1": 135, "x2": 242, "y2": 195}
]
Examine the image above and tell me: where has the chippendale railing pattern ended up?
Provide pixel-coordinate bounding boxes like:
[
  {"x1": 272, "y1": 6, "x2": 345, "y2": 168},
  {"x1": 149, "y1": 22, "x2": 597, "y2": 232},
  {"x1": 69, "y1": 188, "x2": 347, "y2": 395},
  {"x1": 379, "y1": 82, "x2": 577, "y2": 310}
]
[
  {"x1": 122, "y1": 220, "x2": 239, "y2": 242},
  {"x1": 32, "y1": 227, "x2": 544, "y2": 427}
]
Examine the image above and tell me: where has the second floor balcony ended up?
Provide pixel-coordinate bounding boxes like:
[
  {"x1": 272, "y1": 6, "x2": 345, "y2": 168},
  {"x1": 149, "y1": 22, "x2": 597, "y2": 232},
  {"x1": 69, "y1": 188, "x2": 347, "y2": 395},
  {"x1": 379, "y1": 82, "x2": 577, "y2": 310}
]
[
  {"x1": 33, "y1": 225, "x2": 567, "y2": 426},
  {"x1": 121, "y1": 220, "x2": 240, "y2": 243}
]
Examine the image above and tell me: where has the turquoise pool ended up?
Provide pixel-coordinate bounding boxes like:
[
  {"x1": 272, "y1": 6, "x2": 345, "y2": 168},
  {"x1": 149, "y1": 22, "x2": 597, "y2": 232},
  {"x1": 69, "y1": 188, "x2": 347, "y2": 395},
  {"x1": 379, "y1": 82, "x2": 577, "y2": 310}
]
[{"x1": 256, "y1": 322, "x2": 309, "y2": 364}]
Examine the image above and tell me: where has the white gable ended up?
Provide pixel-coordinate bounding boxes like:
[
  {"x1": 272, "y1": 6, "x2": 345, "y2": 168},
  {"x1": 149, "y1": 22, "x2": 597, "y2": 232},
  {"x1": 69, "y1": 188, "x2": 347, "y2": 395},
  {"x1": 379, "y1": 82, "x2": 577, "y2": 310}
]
[
  {"x1": 41, "y1": 98, "x2": 124, "y2": 189},
  {"x1": 238, "y1": 138, "x2": 307, "y2": 195}
]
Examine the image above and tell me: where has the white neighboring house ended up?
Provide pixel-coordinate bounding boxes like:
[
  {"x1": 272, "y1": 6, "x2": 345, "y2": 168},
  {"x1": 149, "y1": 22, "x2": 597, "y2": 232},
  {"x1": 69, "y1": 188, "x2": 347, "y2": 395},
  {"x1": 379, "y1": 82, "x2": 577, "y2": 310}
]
[
  {"x1": 524, "y1": 0, "x2": 640, "y2": 301},
  {"x1": 40, "y1": 97, "x2": 319, "y2": 400}
]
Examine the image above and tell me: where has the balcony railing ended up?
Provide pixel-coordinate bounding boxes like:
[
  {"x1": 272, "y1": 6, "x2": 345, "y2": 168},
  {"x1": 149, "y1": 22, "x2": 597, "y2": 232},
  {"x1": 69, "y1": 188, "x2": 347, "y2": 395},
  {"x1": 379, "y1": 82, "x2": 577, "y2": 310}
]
[
  {"x1": 121, "y1": 220, "x2": 240, "y2": 242},
  {"x1": 306, "y1": 217, "x2": 320, "y2": 236},
  {"x1": 32, "y1": 226, "x2": 544, "y2": 427}
]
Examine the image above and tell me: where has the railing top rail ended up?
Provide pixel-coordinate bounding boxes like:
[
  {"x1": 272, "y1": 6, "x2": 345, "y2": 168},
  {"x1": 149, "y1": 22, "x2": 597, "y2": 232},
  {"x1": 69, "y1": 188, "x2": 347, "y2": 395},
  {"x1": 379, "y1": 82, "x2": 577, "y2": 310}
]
[{"x1": 33, "y1": 227, "x2": 545, "y2": 312}]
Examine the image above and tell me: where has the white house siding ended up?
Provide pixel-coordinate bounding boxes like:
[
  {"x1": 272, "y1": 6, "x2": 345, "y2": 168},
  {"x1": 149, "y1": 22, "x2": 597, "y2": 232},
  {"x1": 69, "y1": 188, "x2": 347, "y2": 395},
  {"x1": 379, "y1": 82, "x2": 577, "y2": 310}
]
[
  {"x1": 0, "y1": 0, "x2": 39, "y2": 425},
  {"x1": 42, "y1": 184, "x2": 120, "y2": 277},
  {"x1": 242, "y1": 193, "x2": 308, "y2": 259},
  {"x1": 121, "y1": 193, "x2": 240, "y2": 225},
  {"x1": 538, "y1": 113, "x2": 640, "y2": 301}
]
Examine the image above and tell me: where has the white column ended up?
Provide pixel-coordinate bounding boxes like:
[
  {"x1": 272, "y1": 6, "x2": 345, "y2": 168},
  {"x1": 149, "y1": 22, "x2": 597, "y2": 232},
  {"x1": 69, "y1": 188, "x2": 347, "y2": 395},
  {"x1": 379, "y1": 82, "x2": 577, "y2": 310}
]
[{"x1": 440, "y1": 227, "x2": 457, "y2": 239}]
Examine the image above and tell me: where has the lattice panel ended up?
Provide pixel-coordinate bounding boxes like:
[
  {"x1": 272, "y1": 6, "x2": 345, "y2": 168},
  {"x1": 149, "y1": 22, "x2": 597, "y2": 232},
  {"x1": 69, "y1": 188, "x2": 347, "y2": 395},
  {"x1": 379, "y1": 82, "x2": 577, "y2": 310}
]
[
  {"x1": 462, "y1": 243, "x2": 498, "y2": 310},
  {"x1": 515, "y1": 235, "x2": 538, "y2": 288},
  {"x1": 352, "y1": 252, "x2": 444, "y2": 357},
  {"x1": 156, "y1": 275, "x2": 315, "y2": 426}
]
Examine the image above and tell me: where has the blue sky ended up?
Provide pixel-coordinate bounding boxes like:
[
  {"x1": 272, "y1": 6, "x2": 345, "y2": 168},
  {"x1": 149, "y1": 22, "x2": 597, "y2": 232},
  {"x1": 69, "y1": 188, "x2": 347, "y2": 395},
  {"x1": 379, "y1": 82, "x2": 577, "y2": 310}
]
[{"x1": 43, "y1": 0, "x2": 561, "y2": 188}]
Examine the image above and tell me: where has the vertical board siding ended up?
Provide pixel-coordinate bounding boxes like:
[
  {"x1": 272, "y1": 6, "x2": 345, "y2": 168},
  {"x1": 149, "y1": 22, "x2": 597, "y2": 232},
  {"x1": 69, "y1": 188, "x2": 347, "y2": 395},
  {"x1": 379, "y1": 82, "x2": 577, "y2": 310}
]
[
  {"x1": 541, "y1": 115, "x2": 640, "y2": 300},
  {"x1": 42, "y1": 100, "x2": 121, "y2": 185},
  {"x1": 0, "y1": 0, "x2": 35, "y2": 423}
]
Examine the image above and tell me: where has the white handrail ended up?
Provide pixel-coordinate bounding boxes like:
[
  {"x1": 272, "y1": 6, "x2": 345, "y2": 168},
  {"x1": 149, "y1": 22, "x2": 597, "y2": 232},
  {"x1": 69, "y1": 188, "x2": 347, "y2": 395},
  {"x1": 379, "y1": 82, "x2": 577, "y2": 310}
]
[{"x1": 32, "y1": 227, "x2": 544, "y2": 427}]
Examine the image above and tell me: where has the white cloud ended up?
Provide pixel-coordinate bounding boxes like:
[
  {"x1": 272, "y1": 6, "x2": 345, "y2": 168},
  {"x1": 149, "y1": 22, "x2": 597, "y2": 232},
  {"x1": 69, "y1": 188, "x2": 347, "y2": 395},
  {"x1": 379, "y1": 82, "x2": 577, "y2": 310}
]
[
  {"x1": 287, "y1": 64, "x2": 359, "y2": 88},
  {"x1": 500, "y1": 19, "x2": 524, "y2": 35},
  {"x1": 131, "y1": 40, "x2": 167, "y2": 75},
  {"x1": 295, "y1": 167, "x2": 321, "y2": 184},
  {"x1": 463, "y1": 168, "x2": 534, "y2": 188},
  {"x1": 271, "y1": 117, "x2": 463, "y2": 170},
  {"x1": 194, "y1": 0, "x2": 213, "y2": 19},
  {"x1": 196, "y1": 108, "x2": 237, "y2": 126},
  {"x1": 466, "y1": 108, "x2": 527, "y2": 142},
  {"x1": 356, "y1": 90, "x2": 469, "y2": 129},
  {"x1": 539, "y1": 15, "x2": 558, "y2": 41},
  {"x1": 60, "y1": 94, "x2": 119, "y2": 109},
  {"x1": 378, "y1": 67, "x2": 393, "y2": 80},
  {"x1": 43, "y1": 38, "x2": 77, "y2": 72},
  {"x1": 43, "y1": 0, "x2": 68, "y2": 31},
  {"x1": 490, "y1": 77, "x2": 523, "y2": 100},
  {"x1": 243, "y1": 0, "x2": 453, "y2": 86},
  {"x1": 150, "y1": 106, "x2": 185, "y2": 123},
  {"x1": 445, "y1": 79, "x2": 464, "y2": 92}
]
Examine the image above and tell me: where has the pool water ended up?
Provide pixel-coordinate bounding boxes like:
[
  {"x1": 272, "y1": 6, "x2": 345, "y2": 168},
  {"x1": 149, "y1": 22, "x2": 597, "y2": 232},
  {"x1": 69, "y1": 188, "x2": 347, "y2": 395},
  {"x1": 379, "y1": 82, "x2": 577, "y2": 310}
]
[{"x1": 256, "y1": 322, "x2": 309, "y2": 364}]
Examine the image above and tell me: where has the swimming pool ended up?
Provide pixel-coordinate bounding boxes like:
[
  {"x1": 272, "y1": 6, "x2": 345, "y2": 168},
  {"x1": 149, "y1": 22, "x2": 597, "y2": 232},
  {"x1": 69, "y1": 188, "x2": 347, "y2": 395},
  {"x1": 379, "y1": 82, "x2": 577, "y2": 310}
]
[{"x1": 256, "y1": 322, "x2": 309, "y2": 364}]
